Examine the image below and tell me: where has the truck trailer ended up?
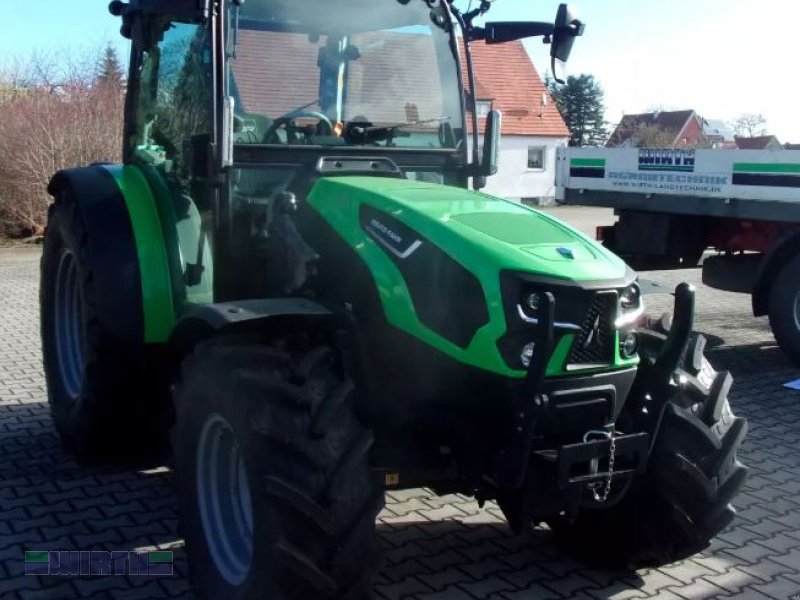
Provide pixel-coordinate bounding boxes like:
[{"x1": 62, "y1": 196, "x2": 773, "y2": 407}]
[{"x1": 556, "y1": 146, "x2": 800, "y2": 363}]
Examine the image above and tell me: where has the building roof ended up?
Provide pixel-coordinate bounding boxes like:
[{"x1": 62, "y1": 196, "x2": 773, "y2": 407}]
[
  {"x1": 735, "y1": 135, "x2": 782, "y2": 150},
  {"x1": 784, "y1": 143, "x2": 800, "y2": 150},
  {"x1": 607, "y1": 110, "x2": 697, "y2": 147},
  {"x1": 460, "y1": 39, "x2": 569, "y2": 137}
]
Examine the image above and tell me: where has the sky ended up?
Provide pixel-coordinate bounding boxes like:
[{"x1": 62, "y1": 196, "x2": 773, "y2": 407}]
[
  {"x1": 2, "y1": 0, "x2": 799, "y2": 142},
  {"x1": 483, "y1": 0, "x2": 800, "y2": 143}
]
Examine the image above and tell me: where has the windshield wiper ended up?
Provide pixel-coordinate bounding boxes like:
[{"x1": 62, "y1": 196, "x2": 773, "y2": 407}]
[{"x1": 347, "y1": 117, "x2": 451, "y2": 144}]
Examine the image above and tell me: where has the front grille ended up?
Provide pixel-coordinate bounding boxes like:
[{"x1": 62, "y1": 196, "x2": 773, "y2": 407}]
[{"x1": 568, "y1": 293, "x2": 616, "y2": 367}]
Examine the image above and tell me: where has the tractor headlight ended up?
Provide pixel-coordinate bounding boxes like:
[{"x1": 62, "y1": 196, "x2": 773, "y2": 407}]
[
  {"x1": 620, "y1": 284, "x2": 641, "y2": 309},
  {"x1": 525, "y1": 292, "x2": 540, "y2": 313},
  {"x1": 620, "y1": 331, "x2": 639, "y2": 358},
  {"x1": 520, "y1": 342, "x2": 535, "y2": 368},
  {"x1": 517, "y1": 292, "x2": 542, "y2": 324},
  {"x1": 615, "y1": 283, "x2": 644, "y2": 328}
]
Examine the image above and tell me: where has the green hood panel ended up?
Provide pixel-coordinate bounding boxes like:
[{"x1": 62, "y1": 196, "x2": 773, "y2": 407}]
[
  {"x1": 307, "y1": 176, "x2": 629, "y2": 378},
  {"x1": 451, "y1": 212, "x2": 576, "y2": 245},
  {"x1": 314, "y1": 177, "x2": 627, "y2": 282}
]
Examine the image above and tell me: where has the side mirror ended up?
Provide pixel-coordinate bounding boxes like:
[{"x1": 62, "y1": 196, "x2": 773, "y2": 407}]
[
  {"x1": 481, "y1": 109, "x2": 502, "y2": 177},
  {"x1": 551, "y1": 4, "x2": 585, "y2": 83}
]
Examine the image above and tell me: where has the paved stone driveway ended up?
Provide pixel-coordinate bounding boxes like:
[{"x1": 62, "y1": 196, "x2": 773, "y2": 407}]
[{"x1": 1, "y1": 246, "x2": 799, "y2": 600}]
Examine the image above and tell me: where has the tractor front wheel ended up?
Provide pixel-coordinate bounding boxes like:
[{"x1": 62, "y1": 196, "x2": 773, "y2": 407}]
[
  {"x1": 173, "y1": 339, "x2": 384, "y2": 600},
  {"x1": 548, "y1": 333, "x2": 749, "y2": 569}
]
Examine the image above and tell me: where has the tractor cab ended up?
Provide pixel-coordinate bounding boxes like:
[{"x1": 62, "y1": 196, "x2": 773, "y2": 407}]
[
  {"x1": 226, "y1": 0, "x2": 465, "y2": 154},
  {"x1": 111, "y1": 0, "x2": 583, "y2": 301}
]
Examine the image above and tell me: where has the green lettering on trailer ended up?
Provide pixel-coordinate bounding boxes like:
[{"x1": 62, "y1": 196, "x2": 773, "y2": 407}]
[{"x1": 103, "y1": 164, "x2": 176, "y2": 343}]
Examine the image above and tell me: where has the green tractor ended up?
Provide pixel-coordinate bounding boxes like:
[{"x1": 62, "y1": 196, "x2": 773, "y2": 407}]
[{"x1": 40, "y1": 0, "x2": 748, "y2": 597}]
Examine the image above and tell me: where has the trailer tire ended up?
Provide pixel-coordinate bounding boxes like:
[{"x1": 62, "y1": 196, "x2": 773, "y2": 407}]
[
  {"x1": 768, "y1": 254, "x2": 800, "y2": 363},
  {"x1": 173, "y1": 339, "x2": 384, "y2": 600},
  {"x1": 549, "y1": 333, "x2": 748, "y2": 569}
]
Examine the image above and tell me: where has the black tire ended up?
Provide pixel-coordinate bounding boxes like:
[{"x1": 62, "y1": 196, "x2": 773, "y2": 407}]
[
  {"x1": 173, "y1": 339, "x2": 384, "y2": 600},
  {"x1": 768, "y1": 254, "x2": 800, "y2": 363},
  {"x1": 40, "y1": 192, "x2": 170, "y2": 462},
  {"x1": 550, "y1": 333, "x2": 749, "y2": 569}
]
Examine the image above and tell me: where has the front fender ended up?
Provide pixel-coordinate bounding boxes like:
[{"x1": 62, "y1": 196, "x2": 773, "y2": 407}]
[{"x1": 169, "y1": 298, "x2": 334, "y2": 355}]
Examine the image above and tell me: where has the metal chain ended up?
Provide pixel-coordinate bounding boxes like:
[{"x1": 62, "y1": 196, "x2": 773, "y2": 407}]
[{"x1": 587, "y1": 430, "x2": 616, "y2": 503}]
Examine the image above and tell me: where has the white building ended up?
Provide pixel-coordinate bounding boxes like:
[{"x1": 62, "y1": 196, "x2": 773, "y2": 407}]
[{"x1": 464, "y1": 39, "x2": 570, "y2": 204}]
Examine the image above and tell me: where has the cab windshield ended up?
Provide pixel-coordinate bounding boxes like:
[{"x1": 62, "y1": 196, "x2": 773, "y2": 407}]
[{"x1": 227, "y1": 0, "x2": 465, "y2": 150}]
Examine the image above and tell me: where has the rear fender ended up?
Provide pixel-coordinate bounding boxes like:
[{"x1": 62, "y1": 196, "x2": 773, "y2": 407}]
[{"x1": 47, "y1": 165, "x2": 176, "y2": 344}]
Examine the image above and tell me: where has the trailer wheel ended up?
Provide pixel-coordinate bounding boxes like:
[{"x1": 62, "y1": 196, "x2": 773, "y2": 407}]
[
  {"x1": 173, "y1": 339, "x2": 384, "y2": 600},
  {"x1": 768, "y1": 254, "x2": 800, "y2": 363},
  {"x1": 548, "y1": 333, "x2": 748, "y2": 569},
  {"x1": 41, "y1": 191, "x2": 170, "y2": 462}
]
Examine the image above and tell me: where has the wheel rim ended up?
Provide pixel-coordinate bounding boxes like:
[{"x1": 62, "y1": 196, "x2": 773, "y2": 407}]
[
  {"x1": 54, "y1": 249, "x2": 85, "y2": 400},
  {"x1": 794, "y1": 291, "x2": 800, "y2": 331},
  {"x1": 196, "y1": 414, "x2": 254, "y2": 586}
]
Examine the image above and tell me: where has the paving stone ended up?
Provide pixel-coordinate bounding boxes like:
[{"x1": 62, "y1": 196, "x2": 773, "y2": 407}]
[
  {"x1": 770, "y1": 548, "x2": 800, "y2": 570},
  {"x1": 457, "y1": 576, "x2": 516, "y2": 599},
  {"x1": 111, "y1": 581, "x2": 170, "y2": 600},
  {"x1": 751, "y1": 575, "x2": 800, "y2": 600},
  {"x1": 500, "y1": 583, "x2": 562, "y2": 600},
  {"x1": 414, "y1": 585, "x2": 476, "y2": 600},
  {"x1": 72, "y1": 576, "x2": 130, "y2": 598},
  {"x1": 381, "y1": 558, "x2": 433, "y2": 584},
  {"x1": 416, "y1": 567, "x2": 474, "y2": 592},
  {"x1": 753, "y1": 533, "x2": 800, "y2": 554},
  {"x1": 701, "y1": 568, "x2": 756, "y2": 594},
  {"x1": 657, "y1": 560, "x2": 717, "y2": 585},
  {"x1": 670, "y1": 579, "x2": 729, "y2": 600},
  {"x1": 375, "y1": 576, "x2": 432, "y2": 600},
  {"x1": 722, "y1": 589, "x2": 780, "y2": 600},
  {"x1": 542, "y1": 573, "x2": 602, "y2": 597}
]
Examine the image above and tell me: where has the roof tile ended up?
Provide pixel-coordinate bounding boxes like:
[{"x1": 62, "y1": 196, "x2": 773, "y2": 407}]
[{"x1": 461, "y1": 39, "x2": 568, "y2": 137}]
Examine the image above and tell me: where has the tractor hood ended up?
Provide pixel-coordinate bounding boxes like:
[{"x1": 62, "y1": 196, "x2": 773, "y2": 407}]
[{"x1": 308, "y1": 176, "x2": 628, "y2": 283}]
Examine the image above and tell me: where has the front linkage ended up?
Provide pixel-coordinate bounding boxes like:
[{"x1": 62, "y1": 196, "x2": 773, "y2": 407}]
[{"x1": 489, "y1": 283, "x2": 698, "y2": 527}]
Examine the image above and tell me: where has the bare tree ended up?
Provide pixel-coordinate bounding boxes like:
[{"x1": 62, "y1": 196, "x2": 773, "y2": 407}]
[
  {"x1": 733, "y1": 113, "x2": 768, "y2": 137},
  {"x1": 644, "y1": 103, "x2": 667, "y2": 114},
  {"x1": 0, "y1": 49, "x2": 124, "y2": 237},
  {"x1": 632, "y1": 124, "x2": 679, "y2": 148}
]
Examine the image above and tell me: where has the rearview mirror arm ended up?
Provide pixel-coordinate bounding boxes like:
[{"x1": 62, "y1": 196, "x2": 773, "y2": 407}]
[
  {"x1": 475, "y1": 22, "x2": 555, "y2": 44},
  {"x1": 450, "y1": 5, "x2": 484, "y2": 187}
]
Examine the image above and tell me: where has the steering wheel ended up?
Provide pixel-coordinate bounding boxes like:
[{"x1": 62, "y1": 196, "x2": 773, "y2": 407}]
[{"x1": 263, "y1": 110, "x2": 334, "y2": 144}]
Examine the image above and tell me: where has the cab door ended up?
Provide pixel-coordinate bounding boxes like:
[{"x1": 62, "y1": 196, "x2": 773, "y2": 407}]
[{"x1": 125, "y1": 15, "x2": 216, "y2": 309}]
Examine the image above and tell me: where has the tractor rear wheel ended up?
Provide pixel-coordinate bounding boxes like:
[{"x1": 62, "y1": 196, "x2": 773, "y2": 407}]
[
  {"x1": 548, "y1": 332, "x2": 749, "y2": 568},
  {"x1": 173, "y1": 339, "x2": 384, "y2": 600},
  {"x1": 40, "y1": 191, "x2": 170, "y2": 463}
]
